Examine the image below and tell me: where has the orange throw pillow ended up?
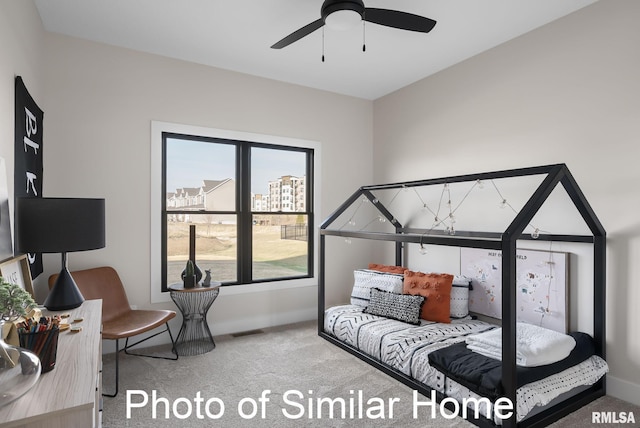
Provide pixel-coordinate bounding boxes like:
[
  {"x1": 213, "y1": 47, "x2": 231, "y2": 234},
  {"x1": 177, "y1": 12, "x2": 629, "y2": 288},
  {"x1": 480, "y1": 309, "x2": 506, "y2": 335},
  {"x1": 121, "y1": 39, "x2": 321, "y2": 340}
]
[
  {"x1": 403, "y1": 270, "x2": 454, "y2": 323},
  {"x1": 368, "y1": 263, "x2": 407, "y2": 275}
]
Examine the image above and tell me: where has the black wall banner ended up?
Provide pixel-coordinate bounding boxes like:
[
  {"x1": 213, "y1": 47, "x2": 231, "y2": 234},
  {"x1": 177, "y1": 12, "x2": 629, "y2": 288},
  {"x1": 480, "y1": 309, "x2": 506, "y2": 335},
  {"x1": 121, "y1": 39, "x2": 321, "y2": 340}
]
[{"x1": 14, "y1": 76, "x2": 44, "y2": 278}]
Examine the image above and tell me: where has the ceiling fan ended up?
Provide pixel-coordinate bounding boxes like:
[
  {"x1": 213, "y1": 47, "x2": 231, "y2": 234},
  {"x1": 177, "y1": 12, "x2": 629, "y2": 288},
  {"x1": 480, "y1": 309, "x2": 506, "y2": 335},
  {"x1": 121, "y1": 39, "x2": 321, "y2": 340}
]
[{"x1": 271, "y1": 0, "x2": 437, "y2": 50}]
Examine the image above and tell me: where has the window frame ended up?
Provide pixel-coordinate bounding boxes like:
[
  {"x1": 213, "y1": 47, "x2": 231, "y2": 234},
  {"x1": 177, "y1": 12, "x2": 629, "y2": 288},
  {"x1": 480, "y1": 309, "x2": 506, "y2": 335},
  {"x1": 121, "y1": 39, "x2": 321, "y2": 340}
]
[{"x1": 151, "y1": 122, "x2": 320, "y2": 303}]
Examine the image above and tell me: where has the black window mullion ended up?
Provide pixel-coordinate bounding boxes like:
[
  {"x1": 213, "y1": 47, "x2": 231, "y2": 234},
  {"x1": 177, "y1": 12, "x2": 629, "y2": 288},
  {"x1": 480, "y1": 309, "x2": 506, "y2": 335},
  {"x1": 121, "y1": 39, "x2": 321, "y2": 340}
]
[
  {"x1": 239, "y1": 143, "x2": 253, "y2": 283},
  {"x1": 306, "y1": 149, "x2": 314, "y2": 279},
  {"x1": 161, "y1": 133, "x2": 169, "y2": 291}
]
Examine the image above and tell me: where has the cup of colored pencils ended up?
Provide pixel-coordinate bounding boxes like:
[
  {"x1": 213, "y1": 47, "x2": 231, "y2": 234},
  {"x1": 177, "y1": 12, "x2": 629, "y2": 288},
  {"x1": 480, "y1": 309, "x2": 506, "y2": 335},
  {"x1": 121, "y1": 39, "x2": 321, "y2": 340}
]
[{"x1": 17, "y1": 316, "x2": 61, "y2": 373}]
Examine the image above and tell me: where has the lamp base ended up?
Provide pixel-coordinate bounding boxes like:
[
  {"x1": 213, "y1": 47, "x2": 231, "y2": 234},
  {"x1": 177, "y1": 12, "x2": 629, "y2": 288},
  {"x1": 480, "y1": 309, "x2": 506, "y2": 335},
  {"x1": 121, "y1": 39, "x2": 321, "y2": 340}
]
[{"x1": 43, "y1": 267, "x2": 84, "y2": 311}]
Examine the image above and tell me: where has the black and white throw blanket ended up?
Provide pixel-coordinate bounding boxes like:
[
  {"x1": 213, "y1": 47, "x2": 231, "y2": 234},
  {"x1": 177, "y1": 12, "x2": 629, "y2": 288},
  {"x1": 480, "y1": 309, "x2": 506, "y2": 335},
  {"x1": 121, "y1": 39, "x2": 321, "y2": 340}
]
[{"x1": 427, "y1": 331, "x2": 596, "y2": 401}]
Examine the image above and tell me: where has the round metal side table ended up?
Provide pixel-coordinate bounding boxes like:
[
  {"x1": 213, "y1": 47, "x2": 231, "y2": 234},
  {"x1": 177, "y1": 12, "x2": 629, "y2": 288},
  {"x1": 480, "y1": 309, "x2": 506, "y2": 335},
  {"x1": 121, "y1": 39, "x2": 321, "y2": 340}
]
[{"x1": 168, "y1": 283, "x2": 221, "y2": 356}]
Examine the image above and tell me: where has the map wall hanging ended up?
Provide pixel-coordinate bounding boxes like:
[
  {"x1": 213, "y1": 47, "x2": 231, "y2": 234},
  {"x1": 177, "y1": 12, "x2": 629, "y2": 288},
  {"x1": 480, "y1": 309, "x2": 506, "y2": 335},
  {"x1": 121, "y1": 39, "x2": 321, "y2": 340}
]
[{"x1": 460, "y1": 247, "x2": 568, "y2": 333}]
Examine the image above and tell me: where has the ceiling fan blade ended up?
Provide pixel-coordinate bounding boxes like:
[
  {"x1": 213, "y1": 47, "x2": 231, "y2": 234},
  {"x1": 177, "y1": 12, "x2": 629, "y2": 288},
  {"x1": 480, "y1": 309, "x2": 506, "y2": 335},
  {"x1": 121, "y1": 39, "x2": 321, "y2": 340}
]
[
  {"x1": 364, "y1": 8, "x2": 436, "y2": 33},
  {"x1": 271, "y1": 19, "x2": 325, "y2": 49}
]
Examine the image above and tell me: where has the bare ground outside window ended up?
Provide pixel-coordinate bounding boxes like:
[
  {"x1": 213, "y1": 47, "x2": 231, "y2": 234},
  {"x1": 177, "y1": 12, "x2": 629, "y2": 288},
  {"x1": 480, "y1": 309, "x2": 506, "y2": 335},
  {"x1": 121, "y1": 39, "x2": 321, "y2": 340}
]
[{"x1": 167, "y1": 222, "x2": 307, "y2": 285}]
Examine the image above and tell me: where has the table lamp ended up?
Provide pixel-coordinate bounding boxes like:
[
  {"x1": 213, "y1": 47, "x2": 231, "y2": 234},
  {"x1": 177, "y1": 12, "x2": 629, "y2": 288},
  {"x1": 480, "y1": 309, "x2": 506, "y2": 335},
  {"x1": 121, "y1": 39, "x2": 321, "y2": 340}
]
[{"x1": 16, "y1": 197, "x2": 105, "y2": 310}]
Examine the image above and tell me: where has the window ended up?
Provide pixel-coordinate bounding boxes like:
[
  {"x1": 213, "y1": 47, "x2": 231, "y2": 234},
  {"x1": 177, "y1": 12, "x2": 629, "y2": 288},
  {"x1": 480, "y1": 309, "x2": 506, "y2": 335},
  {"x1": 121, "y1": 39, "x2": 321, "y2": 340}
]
[{"x1": 158, "y1": 130, "x2": 315, "y2": 292}]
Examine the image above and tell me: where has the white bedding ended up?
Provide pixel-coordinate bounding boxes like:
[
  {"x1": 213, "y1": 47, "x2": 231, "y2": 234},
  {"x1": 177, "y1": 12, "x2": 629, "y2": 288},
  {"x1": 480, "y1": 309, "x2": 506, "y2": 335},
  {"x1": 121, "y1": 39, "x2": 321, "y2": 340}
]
[
  {"x1": 465, "y1": 322, "x2": 577, "y2": 367},
  {"x1": 324, "y1": 304, "x2": 608, "y2": 424}
]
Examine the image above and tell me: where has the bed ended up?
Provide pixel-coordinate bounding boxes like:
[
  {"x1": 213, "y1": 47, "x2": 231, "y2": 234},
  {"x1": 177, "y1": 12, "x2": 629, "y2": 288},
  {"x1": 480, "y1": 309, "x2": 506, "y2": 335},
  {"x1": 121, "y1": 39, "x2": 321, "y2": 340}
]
[
  {"x1": 318, "y1": 164, "x2": 607, "y2": 427},
  {"x1": 324, "y1": 303, "x2": 607, "y2": 424}
]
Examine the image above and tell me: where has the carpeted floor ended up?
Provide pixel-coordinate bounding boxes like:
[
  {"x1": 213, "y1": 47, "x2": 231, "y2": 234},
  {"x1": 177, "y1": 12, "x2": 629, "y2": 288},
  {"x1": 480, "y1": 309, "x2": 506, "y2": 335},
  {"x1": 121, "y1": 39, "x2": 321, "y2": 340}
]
[{"x1": 102, "y1": 321, "x2": 638, "y2": 427}]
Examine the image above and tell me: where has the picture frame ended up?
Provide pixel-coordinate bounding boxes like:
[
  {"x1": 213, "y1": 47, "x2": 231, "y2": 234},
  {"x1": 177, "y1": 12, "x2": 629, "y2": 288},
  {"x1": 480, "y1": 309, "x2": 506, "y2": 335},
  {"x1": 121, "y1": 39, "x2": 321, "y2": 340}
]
[{"x1": 0, "y1": 254, "x2": 35, "y2": 298}]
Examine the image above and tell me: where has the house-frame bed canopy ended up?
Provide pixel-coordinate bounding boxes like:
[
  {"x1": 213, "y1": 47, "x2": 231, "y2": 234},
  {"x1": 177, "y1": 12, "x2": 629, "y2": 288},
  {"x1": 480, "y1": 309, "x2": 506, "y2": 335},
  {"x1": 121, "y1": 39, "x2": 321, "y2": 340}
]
[{"x1": 318, "y1": 164, "x2": 606, "y2": 427}]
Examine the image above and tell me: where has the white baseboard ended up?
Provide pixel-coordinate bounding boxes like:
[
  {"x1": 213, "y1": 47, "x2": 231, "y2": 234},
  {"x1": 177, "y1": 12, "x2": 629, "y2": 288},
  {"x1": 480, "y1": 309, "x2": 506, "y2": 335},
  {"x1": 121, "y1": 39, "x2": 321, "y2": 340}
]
[
  {"x1": 101, "y1": 307, "x2": 317, "y2": 354},
  {"x1": 212, "y1": 307, "x2": 317, "y2": 336},
  {"x1": 607, "y1": 375, "x2": 640, "y2": 406}
]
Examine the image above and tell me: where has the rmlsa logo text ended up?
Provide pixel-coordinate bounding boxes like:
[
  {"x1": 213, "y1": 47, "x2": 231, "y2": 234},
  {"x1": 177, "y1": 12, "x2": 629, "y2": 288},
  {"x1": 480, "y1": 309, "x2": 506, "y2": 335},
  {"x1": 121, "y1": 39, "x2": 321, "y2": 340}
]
[{"x1": 592, "y1": 411, "x2": 636, "y2": 424}]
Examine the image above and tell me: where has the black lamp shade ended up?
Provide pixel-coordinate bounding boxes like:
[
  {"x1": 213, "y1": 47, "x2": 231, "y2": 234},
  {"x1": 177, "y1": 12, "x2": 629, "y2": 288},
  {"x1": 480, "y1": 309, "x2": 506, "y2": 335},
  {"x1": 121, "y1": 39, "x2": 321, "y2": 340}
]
[
  {"x1": 16, "y1": 198, "x2": 105, "y2": 254},
  {"x1": 16, "y1": 197, "x2": 106, "y2": 311}
]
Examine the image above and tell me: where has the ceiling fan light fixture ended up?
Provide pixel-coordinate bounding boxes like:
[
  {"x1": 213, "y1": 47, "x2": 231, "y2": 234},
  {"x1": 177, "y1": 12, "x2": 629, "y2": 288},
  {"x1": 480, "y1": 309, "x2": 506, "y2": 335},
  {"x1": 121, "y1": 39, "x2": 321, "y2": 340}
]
[
  {"x1": 324, "y1": 9, "x2": 362, "y2": 31},
  {"x1": 270, "y1": 0, "x2": 436, "y2": 50}
]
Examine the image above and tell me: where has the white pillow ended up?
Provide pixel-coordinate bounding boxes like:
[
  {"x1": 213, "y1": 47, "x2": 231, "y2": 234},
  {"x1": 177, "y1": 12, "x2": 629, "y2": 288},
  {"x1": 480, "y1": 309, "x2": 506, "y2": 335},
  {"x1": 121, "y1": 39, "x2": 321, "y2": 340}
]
[
  {"x1": 450, "y1": 275, "x2": 471, "y2": 318},
  {"x1": 350, "y1": 269, "x2": 404, "y2": 307}
]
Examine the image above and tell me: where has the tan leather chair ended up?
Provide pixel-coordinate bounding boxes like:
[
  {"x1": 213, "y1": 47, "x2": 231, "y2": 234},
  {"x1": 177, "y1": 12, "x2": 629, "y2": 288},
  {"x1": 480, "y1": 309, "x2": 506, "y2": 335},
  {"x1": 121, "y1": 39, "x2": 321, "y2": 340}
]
[{"x1": 49, "y1": 266, "x2": 178, "y2": 397}]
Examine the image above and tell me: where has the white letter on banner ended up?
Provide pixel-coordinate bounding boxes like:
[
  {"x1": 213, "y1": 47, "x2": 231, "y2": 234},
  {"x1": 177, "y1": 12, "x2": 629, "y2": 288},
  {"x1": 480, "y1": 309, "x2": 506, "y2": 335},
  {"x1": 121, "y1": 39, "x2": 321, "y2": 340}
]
[
  {"x1": 23, "y1": 136, "x2": 39, "y2": 155},
  {"x1": 25, "y1": 107, "x2": 37, "y2": 137},
  {"x1": 25, "y1": 172, "x2": 38, "y2": 196}
]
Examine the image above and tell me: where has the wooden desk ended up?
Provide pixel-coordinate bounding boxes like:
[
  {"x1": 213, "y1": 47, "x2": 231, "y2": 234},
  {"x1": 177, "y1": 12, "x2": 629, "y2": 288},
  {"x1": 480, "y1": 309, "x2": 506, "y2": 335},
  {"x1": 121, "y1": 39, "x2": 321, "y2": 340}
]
[{"x1": 0, "y1": 299, "x2": 102, "y2": 428}]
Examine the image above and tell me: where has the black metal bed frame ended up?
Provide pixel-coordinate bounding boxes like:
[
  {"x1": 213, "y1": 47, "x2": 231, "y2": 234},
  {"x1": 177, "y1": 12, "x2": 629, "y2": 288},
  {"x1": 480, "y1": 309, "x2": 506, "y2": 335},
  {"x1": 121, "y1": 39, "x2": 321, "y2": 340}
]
[{"x1": 318, "y1": 164, "x2": 606, "y2": 427}]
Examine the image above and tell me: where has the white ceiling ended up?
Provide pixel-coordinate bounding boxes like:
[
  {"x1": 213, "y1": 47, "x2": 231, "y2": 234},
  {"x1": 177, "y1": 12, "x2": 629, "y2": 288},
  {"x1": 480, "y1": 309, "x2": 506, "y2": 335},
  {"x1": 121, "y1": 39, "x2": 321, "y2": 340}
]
[{"x1": 34, "y1": 0, "x2": 597, "y2": 100}]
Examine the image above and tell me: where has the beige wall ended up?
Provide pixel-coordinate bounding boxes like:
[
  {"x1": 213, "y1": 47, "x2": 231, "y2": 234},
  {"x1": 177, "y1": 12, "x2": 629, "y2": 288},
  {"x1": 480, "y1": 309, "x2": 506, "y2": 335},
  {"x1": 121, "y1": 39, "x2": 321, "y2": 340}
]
[
  {"x1": 0, "y1": 0, "x2": 45, "y2": 216},
  {"x1": 2, "y1": 1, "x2": 374, "y2": 345},
  {"x1": 38, "y1": 32, "x2": 374, "y2": 337},
  {"x1": 373, "y1": 0, "x2": 640, "y2": 405}
]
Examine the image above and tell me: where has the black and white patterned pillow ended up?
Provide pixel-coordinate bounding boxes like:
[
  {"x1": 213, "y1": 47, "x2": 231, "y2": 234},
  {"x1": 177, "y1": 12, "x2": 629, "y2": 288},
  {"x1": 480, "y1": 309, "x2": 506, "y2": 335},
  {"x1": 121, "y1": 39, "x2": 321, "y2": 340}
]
[
  {"x1": 351, "y1": 269, "x2": 404, "y2": 307},
  {"x1": 364, "y1": 288, "x2": 425, "y2": 325}
]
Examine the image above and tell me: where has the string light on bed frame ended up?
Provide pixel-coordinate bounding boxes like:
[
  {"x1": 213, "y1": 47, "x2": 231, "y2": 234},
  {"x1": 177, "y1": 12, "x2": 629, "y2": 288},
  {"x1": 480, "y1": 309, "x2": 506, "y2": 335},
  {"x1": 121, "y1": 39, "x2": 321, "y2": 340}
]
[
  {"x1": 339, "y1": 195, "x2": 398, "y2": 244},
  {"x1": 338, "y1": 176, "x2": 555, "y2": 327},
  {"x1": 490, "y1": 181, "x2": 547, "y2": 239},
  {"x1": 339, "y1": 198, "x2": 367, "y2": 241},
  {"x1": 419, "y1": 232, "x2": 428, "y2": 255},
  {"x1": 415, "y1": 179, "x2": 548, "y2": 251},
  {"x1": 339, "y1": 176, "x2": 546, "y2": 245},
  {"x1": 414, "y1": 180, "x2": 479, "y2": 242}
]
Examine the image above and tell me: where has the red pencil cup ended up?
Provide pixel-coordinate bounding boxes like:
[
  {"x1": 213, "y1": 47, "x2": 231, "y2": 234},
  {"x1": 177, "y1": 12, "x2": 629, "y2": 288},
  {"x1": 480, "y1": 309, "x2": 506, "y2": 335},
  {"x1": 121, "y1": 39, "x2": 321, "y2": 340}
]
[{"x1": 18, "y1": 326, "x2": 60, "y2": 373}]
